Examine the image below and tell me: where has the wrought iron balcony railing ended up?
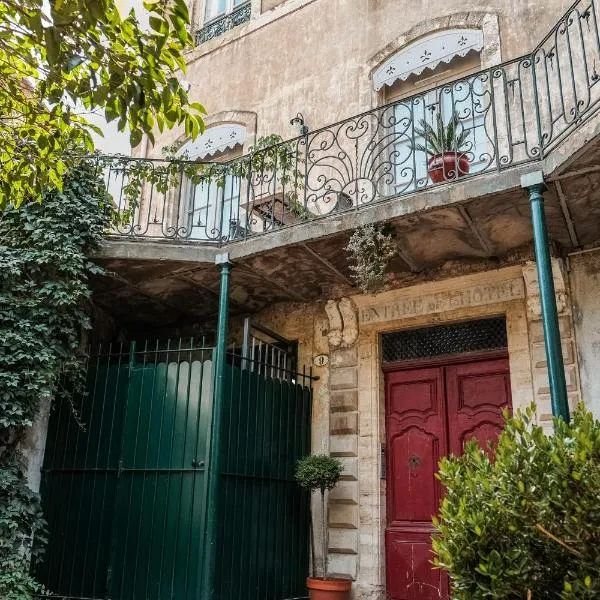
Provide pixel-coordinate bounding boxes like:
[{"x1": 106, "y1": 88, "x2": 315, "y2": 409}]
[
  {"x1": 195, "y1": 2, "x2": 251, "y2": 44},
  {"x1": 105, "y1": 0, "x2": 600, "y2": 245}
]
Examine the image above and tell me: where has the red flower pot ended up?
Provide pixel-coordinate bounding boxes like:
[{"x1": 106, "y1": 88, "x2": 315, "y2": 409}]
[
  {"x1": 427, "y1": 152, "x2": 470, "y2": 183},
  {"x1": 307, "y1": 577, "x2": 352, "y2": 600}
]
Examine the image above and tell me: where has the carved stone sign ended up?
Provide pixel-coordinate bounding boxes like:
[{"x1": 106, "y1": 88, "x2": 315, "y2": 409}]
[{"x1": 359, "y1": 279, "x2": 525, "y2": 325}]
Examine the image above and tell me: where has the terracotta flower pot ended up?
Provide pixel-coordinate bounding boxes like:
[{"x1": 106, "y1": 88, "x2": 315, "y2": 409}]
[
  {"x1": 307, "y1": 577, "x2": 352, "y2": 600},
  {"x1": 427, "y1": 151, "x2": 470, "y2": 183}
]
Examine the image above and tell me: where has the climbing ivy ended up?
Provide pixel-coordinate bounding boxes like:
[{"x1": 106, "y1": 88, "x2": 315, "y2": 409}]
[
  {"x1": 104, "y1": 133, "x2": 309, "y2": 222},
  {"x1": 0, "y1": 160, "x2": 113, "y2": 599}
]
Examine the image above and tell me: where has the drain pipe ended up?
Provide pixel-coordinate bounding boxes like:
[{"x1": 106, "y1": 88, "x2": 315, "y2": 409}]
[
  {"x1": 201, "y1": 252, "x2": 233, "y2": 600},
  {"x1": 521, "y1": 172, "x2": 570, "y2": 422}
]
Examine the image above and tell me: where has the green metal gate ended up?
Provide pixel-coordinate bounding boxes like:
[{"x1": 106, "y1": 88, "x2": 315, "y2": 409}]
[{"x1": 37, "y1": 340, "x2": 312, "y2": 600}]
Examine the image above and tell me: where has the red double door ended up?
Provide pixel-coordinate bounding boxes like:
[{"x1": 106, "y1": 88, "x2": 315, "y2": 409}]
[{"x1": 384, "y1": 356, "x2": 512, "y2": 600}]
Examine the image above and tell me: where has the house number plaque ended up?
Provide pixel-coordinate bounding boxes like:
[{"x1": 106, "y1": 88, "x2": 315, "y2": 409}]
[{"x1": 313, "y1": 354, "x2": 329, "y2": 367}]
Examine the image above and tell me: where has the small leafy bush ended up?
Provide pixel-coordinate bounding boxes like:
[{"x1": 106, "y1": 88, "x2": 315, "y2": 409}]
[
  {"x1": 296, "y1": 454, "x2": 344, "y2": 578},
  {"x1": 433, "y1": 405, "x2": 600, "y2": 599},
  {"x1": 296, "y1": 454, "x2": 344, "y2": 493}
]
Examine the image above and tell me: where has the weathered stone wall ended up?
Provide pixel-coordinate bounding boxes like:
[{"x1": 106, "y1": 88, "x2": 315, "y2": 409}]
[
  {"x1": 153, "y1": 0, "x2": 572, "y2": 152},
  {"x1": 569, "y1": 250, "x2": 600, "y2": 417},
  {"x1": 252, "y1": 263, "x2": 585, "y2": 599}
]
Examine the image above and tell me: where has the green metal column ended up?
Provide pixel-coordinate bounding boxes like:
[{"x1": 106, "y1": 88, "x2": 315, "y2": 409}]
[
  {"x1": 201, "y1": 253, "x2": 233, "y2": 599},
  {"x1": 521, "y1": 171, "x2": 570, "y2": 421}
]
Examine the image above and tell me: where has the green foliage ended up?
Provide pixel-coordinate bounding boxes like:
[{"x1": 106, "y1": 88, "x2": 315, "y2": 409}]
[
  {"x1": 296, "y1": 454, "x2": 344, "y2": 578},
  {"x1": 346, "y1": 223, "x2": 397, "y2": 293},
  {"x1": 295, "y1": 454, "x2": 344, "y2": 493},
  {"x1": 414, "y1": 110, "x2": 470, "y2": 157},
  {"x1": 433, "y1": 405, "x2": 600, "y2": 599},
  {"x1": 0, "y1": 0, "x2": 205, "y2": 208},
  {"x1": 0, "y1": 457, "x2": 47, "y2": 600},
  {"x1": 0, "y1": 160, "x2": 112, "y2": 598},
  {"x1": 107, "y1": 133, "x2": 308, "y2": 222}
]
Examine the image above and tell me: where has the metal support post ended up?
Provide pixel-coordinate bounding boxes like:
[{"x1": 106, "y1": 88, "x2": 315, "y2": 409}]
[
  {"x1": 521, "y1": 172, "x2": 570, "y2": 421},
  {"x1": 201, "y1": 253, "x2": 233, "y2": 599}
]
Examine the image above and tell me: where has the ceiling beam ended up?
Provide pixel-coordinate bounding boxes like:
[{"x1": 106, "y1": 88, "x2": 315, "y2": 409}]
[
  {"x1": 235, "y1": 263, "x2": 313, "y2": 303},
  {"x1": 458, "y1": 205, "x2": 494, "y2": 256},
  {"x1": 301, "y1": 243, "x2": 354, "y2": 287},
  {"x1": 554, "y1": 181, "x2": 580, "y2": 248},
  {"x1": 95, "y1": 270, "x2": 190, "y2": 316}
]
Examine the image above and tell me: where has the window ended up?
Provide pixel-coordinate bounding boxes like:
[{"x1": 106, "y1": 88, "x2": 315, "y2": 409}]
[
  {"x1": 188, "y1": 174, "x2": 242, "y2": 241},
  {"x1": 177, "y1": 124, "x2": 247, "y2": 241},
  {"x1": 204, "y1": 0, "x2": 247, "y2": 22},
  {"x1": 373, "y1": 30, "x2": 490, "y2": 193},
  {"x1": 196, "y1": 0, "x2": 251, "y2": 43}
]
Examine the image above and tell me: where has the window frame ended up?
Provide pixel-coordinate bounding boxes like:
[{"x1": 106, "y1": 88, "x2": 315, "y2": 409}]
[{"x1": 203, "y1": 0, "x2": 248, "y2": 24}]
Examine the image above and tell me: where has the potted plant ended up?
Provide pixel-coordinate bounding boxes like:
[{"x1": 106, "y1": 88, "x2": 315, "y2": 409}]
[
  {"x1": 414, "y1": 110, "x2": 471, "y2": 183},
  {"x1": 296, "y1": 454, "x2": 350, "y2": 600}
]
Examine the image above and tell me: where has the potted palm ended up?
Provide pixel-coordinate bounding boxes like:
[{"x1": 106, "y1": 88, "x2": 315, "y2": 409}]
[
  {"x1": 295, "y1": 454, "x2": 350, "y2": 600},
  {"x1": 414, "y1": 110, "x2": 471, "y2": 183}
]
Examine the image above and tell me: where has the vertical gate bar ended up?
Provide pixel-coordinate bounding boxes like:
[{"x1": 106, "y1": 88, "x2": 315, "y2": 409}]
[
  {"x1": 288, "y1": 375, "x2": 302, "y2": 595},
  {"x1": 158, "y1": 337, "x2": 184, "y2": 595},
  {"x1": 228, "y1": 354, "x2": 245, "y2": 599},
  {"x1": 236, "y1": 365, "x2": 253, "y2": 600},
  {"x1": 521, "y1": 172, "x2": 570, "y2": 421},
  {"x1": 257, "y1": 369, "x2": 272, "y2": 598},
  {"x1": 276, "y1": 375, "x2": 288, "y2": 598},
  {"x1": 105, "y1": 340, "x2": 136, "y2": 598},
  {"x1": 282, "y1": 374, "x2": 296, "y2": 595},
  {"x1": 184, "y1": 340, "x2": 202, "y2": 599},
  {"x1": 264, "y1": 373, "x2": 278, "y2": 598},
  {"x1": 40, "y1": 341, "x2": 69, "y2": 589},
  {"x1": 119, "y1": 339, "x2": 150, "y2": 598},
  {"x1": 140, "y1": 338, "x2": 160, "y2": 598},
  {"x1": 170, "y1": 338, "x2": 196, "y2": 599},
  {"x1": 92, "y1": 342, "x2": 124, "y2": 594},
  {"x1": 64, "y1": 342, "x2": 103, "y2": 596},
  {"x1": 224, "y1": 351, "x2": 239, "y2": 598},
  {"x1": 202, "y1": 254, "x2": 233, "y2": 600},
  {"x1": 143, "y1": 338, "x2": 167, "y2": 599},
  {"x1": 132, "y1": 340, "x2": 155, "y2": 598},
  {"x1": 79, "y1": 345, "x2": 107, "y2": 596}
]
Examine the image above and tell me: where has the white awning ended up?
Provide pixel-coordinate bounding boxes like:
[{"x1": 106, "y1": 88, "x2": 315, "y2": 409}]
[
  {"x1": 372, "y1": 29, "x2": 484, "y2": 91},
  {"x1": 178, "y1": 123, "x2": 247, "y2": 159}
]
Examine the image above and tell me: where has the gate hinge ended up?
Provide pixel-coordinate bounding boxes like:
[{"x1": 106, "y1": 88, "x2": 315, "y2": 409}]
[
  {"x1": 380, "y1": 443, "x2": 386, "y2": 479},
  {"x1": 117, "y1": 460, "x2": 123, "y2": 478}
]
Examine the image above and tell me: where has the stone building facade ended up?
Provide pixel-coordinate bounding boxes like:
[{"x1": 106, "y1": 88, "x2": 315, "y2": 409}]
[{"x1": 33, "y1": 1, "x2": 600, "y2": 599}]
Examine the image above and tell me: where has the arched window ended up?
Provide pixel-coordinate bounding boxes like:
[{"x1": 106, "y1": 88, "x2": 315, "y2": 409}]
[{"x1": 178, "y1": 123, "x2": 246, "y2": 241}]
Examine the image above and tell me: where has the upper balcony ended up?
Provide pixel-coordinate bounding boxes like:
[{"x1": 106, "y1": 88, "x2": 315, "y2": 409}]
[{"x1": 94, "y1": 0, "x2": 600, "y2": 330}]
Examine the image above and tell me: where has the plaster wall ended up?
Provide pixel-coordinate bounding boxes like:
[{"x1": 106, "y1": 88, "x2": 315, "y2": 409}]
[
  {"x1": 569, "y1": 250, "x2": 600, "y2": 417},
  {"x1": 151, "y1": 0, "x2": 573, "y2": 153}
]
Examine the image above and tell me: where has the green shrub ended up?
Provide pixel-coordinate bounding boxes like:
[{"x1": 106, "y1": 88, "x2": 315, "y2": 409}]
[{"x1": 433, "y1": 405, "x2": 600, "y2": 599}]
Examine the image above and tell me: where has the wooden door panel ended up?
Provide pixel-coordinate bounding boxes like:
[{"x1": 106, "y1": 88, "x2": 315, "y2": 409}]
[
  {"x1": 385, "y1": 368, "x2": 447, "y2": 600},
  {"x1": 385, "y1": 528, "x2": 448, "y2": 600},
  {"x1": 445, "y1": 358, "x2": 512, "y2": 457},
  {"x1": 388, "y1": 428, "x2": 442, "y2": 523}
]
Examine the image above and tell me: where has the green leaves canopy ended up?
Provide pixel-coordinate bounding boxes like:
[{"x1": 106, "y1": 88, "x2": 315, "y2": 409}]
[
  {"x1": 0, "y1": 0, "x2": 206, "y2": 208},
  {"x1": 434, "y1": 405, "x2": 600, "y2": 599}
]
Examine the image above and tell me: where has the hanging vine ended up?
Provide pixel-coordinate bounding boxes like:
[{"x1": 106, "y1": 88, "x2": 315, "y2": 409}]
[
  {"x1": 0, "y1": 160, "x2": 113, "y2": 599},
  {"x1": 346, "y1": 223, "x2": 397, "y2": 293},
  {"x1": 103, "y1": 133, "x2": 309, "y2": 222}
]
